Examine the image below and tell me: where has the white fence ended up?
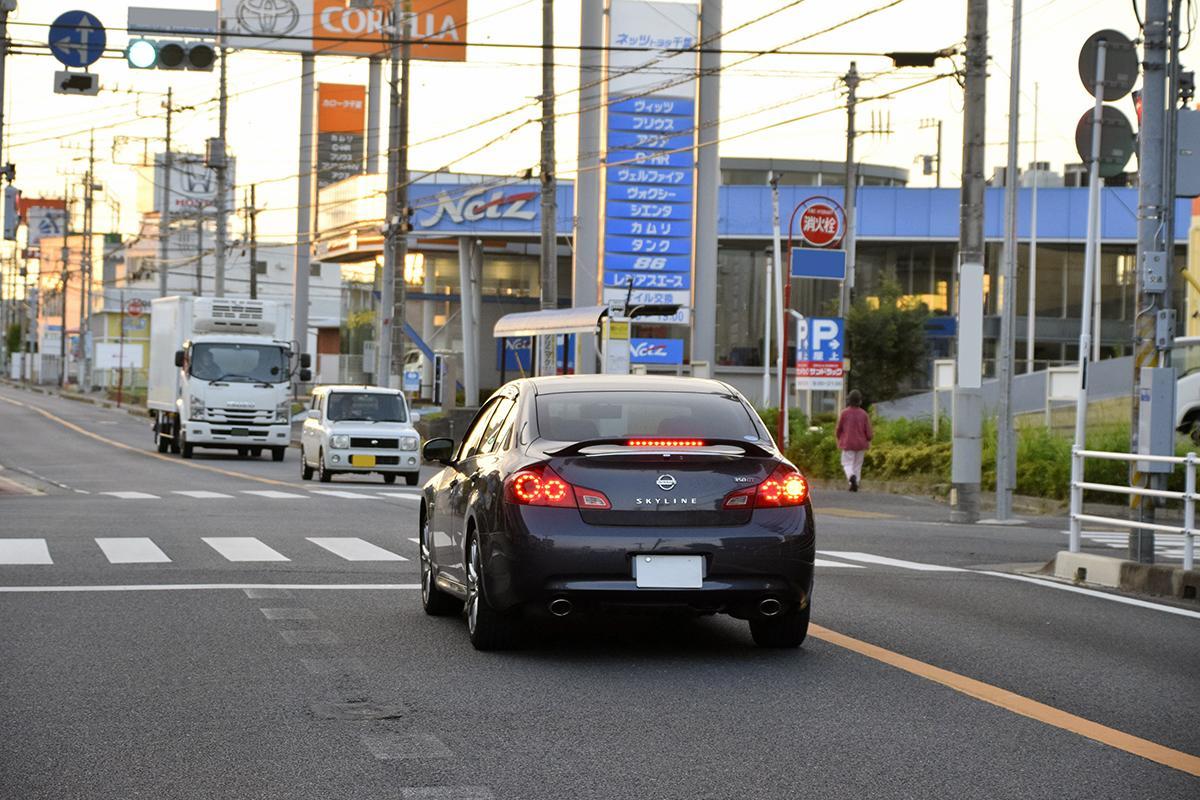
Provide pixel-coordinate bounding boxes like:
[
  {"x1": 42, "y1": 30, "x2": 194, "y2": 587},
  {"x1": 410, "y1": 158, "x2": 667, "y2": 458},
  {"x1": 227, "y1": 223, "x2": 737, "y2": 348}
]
[{"x1": 1069, "y1": 447, "x2": 1196, "y2": 570}]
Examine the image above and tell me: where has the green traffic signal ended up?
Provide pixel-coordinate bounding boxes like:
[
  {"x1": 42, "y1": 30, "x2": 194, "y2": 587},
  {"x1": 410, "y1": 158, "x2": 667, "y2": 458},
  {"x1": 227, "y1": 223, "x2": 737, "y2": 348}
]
[
  {"x1": 124, "y1": 38, "x2": 215, "y2": 71},
  {"x1": 126, "y1": 38, "x2": 157, "y2": 69}
]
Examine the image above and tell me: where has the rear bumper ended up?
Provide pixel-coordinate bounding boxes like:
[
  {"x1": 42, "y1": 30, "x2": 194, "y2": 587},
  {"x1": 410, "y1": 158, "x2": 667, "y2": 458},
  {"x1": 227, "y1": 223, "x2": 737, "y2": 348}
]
[{"x1": 479, "y1": 504, "x2": 815, "y2": 616}]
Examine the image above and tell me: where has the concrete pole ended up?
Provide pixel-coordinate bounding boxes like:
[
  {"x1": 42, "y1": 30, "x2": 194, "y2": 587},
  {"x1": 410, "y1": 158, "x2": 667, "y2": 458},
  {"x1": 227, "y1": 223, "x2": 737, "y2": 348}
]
[
  {"x1": 366, "y1": 56, "x2": 382, "y2": 174},
  {"x1": 159, "y1": 89, "x2": 173, "y2": 297},
  {"x1": 1130, "y1": 0, "x2": 1170, "y2": 563},
  {"x1": 378, "y1": 1, "x2": 412, "y2": 387},
  {"x1": 995, "y1": 0, "x2": 1021, "y2": 520},
  {"x1": 1093, "y1": 180, "x2": 1103, "y2": 361},
  {"x1": 840, "y1": 62, "x2": 859, "y2": 319},
  {"x1": 771, "y1": 175, "x2": 784, "y2": 418},
  {"x1": 762, "y1": 176, "x2": 777, "y2": 408},
  {"x1": 214, "y1": 41, "x2": 228, "y2": 298},
  {"x1": 80, "y1": 129, "x2": 95, "y2": 389},
  {"x1": 0, "y1": 1, "x2": 13, "y2": 180},
  {"x1": 572, "y1": 0, "x2": 603, "y2": 374},
  {"x1": 538, "y1": 0, "x2": 558, "y2": 377},
  {"x1": 951, "y1": 0, "x2": 988, "y2": 524},
  {"x1": 692, "y1": 0, "x2": 721, "y2": 366},
  {"x1": 1026, "y1": 83, "x2": 1039, "y2": 373},
  {"x1": 377, "y1": 24, "x2": 401, "y2": 387},
  {"x1": 458, "y1": 237, "x2": 479, "y2": 402},
  {"x1": 293, "y1": 53, "x2": 315, "y2": 358}
]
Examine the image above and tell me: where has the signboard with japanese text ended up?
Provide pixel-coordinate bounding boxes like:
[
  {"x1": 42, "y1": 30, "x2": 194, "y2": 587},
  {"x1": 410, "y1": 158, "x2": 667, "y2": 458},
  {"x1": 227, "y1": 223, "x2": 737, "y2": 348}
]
[
  {"x1": 795, "y1": 317, "x2": 845, "y2": 391},
  {"x1": 20, "y1": 199, "x2": 67, "y2": 248},
  {"x1": 217, "y1": 0, "x2": 467, "y2": 61},
  {"x1": 317, "y1": 83, "x2": 366, "y2": 189},
  {"x1": 602, "y1": 0, "x2": 698, "y2": 349}
]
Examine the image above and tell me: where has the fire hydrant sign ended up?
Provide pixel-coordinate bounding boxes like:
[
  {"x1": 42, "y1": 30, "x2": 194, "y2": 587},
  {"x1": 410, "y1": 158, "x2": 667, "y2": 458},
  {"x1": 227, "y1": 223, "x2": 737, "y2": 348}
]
[{"x1": 795, "y1": 317, "x2": 845, "y2": 391}]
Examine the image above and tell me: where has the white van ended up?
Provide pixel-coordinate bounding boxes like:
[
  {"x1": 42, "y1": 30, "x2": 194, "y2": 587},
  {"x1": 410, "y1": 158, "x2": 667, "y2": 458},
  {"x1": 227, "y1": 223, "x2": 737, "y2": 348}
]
[{"x1": 300, "y1": 385, "x2": 422, "y2": 485}]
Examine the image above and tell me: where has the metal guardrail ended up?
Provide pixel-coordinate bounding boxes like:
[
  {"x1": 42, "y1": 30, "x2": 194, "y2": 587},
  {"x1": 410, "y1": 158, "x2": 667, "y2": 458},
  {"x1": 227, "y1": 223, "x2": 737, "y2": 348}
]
[{"x1": 1069, "y1": 447, "x2": 1195, "y2": 571}]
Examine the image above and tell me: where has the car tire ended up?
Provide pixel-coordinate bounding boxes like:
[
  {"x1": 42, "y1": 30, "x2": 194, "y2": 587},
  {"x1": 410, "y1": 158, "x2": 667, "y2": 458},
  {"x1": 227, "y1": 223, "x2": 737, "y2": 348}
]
[
  {"x1": 317, "y1": 450, "x2": 333, "y2": 482},
  {"x1": 405, "y1": 473, "x2": 419, "y2": 486},
  {"x1": 465, "y1": 536, "x2": 520, "y2": 651},
  {"x1": 301, "y1": 455, "x2": 313, "y2": 480},
  {"x1": 749, "y1": 602, "x2": 810, "y2": 648},
  {"x1": 420, "y1": 513, "x2": 461, "y2": 617},
  {"x1": 271, "y1": 447, "x2": 286, "y2": 462},
  {"x1": 382, "y1": 473, "x2": 397, "y2": 484}
]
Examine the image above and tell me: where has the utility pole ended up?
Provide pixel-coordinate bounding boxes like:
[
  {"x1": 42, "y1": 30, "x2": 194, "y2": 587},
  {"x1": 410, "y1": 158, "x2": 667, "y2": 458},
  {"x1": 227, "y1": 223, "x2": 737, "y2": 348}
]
[
  {"x1": 538, "y1": 0, "x2": 558, "y2": 378},
  {"x1": 994, "y1": 0, "x2": 1022, "y2": 520},
  {"x1": 159, "y1": 88, "x2": 173, "y2": 298},
  {"x1": 0, "y1": 1, "x2": 15, "y2": 184},
  {"x1": 1129, "y1": 0, "x2": 1172, "y2": 563},
  {"x1": 79, "y1": 129, "x2": 95, "y2": 390},
  {"x1": 377, "y1": 1, "x2": 411, "y2": 387},
  {"x1": 952, "y1": 0, "x2": 988, "y2": 524},
  {"x1": 213, "y1": 39, "x2": 229, "y2": 298},
  {"x1": 840, "y1": 62, "x2": 859, "y2": 320},
  {"x1": 60, "y1": 184, "x2": 70, "y2": 388},
  {"x1": 1026, "y1": 83, "x2": 1039, "y2": 373},
  {"x1": 920, "y1": 118, "x2": 943, "y2": 186},
  {"x1": 195, "y1": 215, "x2": 203, "y2": 297},
  {"x1": 248, "y1": 184, "x2": 258, "y2": 300}
]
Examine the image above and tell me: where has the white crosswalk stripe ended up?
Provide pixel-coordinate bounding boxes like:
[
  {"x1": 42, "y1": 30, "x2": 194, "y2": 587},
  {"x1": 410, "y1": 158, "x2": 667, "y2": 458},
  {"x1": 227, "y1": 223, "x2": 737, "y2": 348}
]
[
  {"x1": 100, "y1": 491, "x2": 159, "y2": 500},
  {"x1": 307, "y1": 538, "x2": 407, "y2": 561},
  {"x1": 172, "y1": 491, "x2": 234, "y2": 499},
  {"x1": 202, "y1": 537, "x2": 290, "y2": 562},
  {"x1": 0, "y1": 539, "x2": 53, "y2": 565},
  {"x1": 814, "y1": 558, "x2": 864, "y2": 568},
  {"x1": 1066, "y1": 530, "x2": 1190, "y2": 561},
  {"x1": 96, "y1": 537, "x2": 171, "y2": 564},
  {"x1": 309, "y1": 490, "x2": 379, "y2": 500},
  {"x1": 241, "y1": 490, "x2": 308, "y2": 499},
  {"x1": 817, "y1": 551, "x2": 966, "y2": 572},
  {"x1": 379, "y1": 492, "x2": 422, "y2": 501}
]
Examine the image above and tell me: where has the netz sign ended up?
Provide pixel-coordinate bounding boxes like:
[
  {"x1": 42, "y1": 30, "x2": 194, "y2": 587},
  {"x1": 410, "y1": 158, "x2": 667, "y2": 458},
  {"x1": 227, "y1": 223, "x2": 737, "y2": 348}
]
[{"x1": 415, "y1": 185, "x2": 538, "y2": 230}]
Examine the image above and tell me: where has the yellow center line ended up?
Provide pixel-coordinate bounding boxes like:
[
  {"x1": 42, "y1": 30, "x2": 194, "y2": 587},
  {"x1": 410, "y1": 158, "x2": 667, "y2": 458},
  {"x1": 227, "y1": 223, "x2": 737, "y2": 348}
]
[
  {"x1": 0, "y1": 394, "x2": 295, "y2": 488},
  {"x1": 809, "y1": 624, "x2": 1200, "y2": 778}
]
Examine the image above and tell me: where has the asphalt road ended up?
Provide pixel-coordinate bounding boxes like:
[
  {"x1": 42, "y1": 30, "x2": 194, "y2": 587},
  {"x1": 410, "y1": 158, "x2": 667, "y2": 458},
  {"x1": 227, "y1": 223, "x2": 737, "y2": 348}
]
[{"x1": 1, "y1": 383, "x2": 1197, "y2": 799}]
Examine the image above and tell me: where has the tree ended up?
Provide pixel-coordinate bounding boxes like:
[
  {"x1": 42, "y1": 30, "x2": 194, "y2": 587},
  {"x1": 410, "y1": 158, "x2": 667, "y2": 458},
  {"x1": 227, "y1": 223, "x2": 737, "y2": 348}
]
[
  {"x1": 5, "y1": 322, "x2": 19, "y2": 357},
  {"x1": 845, "y1": 277, "x2": 930, "y2": 404}
]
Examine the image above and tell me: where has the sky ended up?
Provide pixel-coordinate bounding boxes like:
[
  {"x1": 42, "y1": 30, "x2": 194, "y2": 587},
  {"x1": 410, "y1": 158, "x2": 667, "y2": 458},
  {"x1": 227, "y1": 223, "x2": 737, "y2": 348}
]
[{"x1": 2, "y1": 0, "x2": 1194, "y2": 241}]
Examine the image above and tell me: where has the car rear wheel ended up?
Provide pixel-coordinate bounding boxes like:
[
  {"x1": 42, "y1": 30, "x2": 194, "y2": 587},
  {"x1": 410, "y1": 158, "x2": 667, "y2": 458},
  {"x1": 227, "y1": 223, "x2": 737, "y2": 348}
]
[
  {"x1": 749, "y1": 602, "x2": 809, "y2": 648},
  {"x1": 420, "y1": 515, "x2": 461, "y2": 617},
  {"x1": 317, "y1": 449, "x2": 332, "y2": 482},
  {"x1": 465, "y1": 537, "x2": 520, "y2": 651},
  {"x1": 300, "y1": 454, "x2": 313, "y2": 480}
]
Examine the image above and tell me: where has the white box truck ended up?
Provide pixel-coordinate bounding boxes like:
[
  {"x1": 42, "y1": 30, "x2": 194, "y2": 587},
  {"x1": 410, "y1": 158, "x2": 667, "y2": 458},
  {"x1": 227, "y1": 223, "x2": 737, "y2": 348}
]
[{"x1": 148, "y1": 296, "x2": 311, "y2": 460}]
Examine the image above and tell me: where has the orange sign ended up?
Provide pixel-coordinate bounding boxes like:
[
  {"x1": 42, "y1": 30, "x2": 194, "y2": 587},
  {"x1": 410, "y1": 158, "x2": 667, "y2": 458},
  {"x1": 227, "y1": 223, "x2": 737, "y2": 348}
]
[
  {"x1": 318, "y1": 83, "x2": 366, "y2": 133},
  {"x1": 312, "y1": 0, "x2": 468, "y2": 61}
]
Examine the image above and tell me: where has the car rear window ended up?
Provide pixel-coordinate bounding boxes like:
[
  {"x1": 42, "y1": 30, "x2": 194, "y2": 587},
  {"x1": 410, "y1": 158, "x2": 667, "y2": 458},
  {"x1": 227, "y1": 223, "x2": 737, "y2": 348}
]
[{"x1": 535, "y1": 391, "x2": 760, "y2": 441}]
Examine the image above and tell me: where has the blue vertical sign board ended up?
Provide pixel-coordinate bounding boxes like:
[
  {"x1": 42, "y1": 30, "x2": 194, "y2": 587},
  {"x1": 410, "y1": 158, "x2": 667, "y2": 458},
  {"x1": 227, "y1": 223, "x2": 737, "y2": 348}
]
[{"x1": 600, "y1": 0, "x2": 699, "y2": 353}]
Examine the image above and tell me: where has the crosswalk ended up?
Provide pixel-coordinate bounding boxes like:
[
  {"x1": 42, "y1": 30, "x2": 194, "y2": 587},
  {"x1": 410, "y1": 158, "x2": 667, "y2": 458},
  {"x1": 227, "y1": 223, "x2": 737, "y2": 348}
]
[
  {"x1": 1068, "y1": 530, "x2": 1194, "y2": 562},
  {"x1": 89, "y1": 488, "x2": 424, "y2": 502}
]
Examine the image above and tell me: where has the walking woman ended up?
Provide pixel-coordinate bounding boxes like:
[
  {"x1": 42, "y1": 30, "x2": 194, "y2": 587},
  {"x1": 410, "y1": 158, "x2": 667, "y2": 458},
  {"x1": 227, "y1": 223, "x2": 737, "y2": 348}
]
[{"x1": 835, "y1": 390, "x2": 873, "y2": 492}]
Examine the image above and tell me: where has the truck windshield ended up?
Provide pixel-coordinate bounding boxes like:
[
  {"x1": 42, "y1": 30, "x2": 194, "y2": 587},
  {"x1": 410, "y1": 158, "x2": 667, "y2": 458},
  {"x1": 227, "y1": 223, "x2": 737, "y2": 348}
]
[
  {"x1": 190, "y1": 343, "x2": 288, "y2": 383},
  {"x1": 327, "y1": 393, "x2": 407, "y2": 423}
]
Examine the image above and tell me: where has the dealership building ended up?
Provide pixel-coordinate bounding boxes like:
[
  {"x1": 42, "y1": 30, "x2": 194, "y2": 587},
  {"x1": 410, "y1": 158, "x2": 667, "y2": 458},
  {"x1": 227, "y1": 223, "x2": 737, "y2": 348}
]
[{"x1": 312, "y1": 157, "x2": 1194, "y2": 402}]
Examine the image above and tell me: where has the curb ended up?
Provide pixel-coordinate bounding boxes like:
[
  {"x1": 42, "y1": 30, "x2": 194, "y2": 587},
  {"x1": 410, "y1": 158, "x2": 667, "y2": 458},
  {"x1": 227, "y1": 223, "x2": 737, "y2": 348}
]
[
  {"x1": 1, "y1": 378, "x2": 150, "y2": 420},
  {"x1": 1046, "y1": 551, "x2": 1200, "y2": 604}
]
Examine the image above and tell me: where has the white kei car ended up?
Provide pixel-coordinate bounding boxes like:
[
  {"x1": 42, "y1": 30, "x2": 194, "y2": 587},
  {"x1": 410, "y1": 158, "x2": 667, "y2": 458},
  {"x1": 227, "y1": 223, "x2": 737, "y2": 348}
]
[{"x1": 300, "y1": 386, "x2": 422, "y2": 485}]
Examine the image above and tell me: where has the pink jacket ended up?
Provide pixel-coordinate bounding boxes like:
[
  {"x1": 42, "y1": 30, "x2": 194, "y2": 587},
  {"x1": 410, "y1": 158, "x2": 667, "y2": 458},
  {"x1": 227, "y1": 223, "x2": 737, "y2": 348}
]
[{"x1": 836, "y1": 407, "x2": 873, "y2": 452}]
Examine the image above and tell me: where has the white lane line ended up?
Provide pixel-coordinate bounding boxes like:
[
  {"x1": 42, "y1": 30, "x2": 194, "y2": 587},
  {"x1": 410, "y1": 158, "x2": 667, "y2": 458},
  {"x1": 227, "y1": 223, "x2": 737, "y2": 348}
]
[
  {"x1": 0, "y1": 583, "x2": 420, "y2": 593},
  {"x1": 173, "y1": 490, "x2": 234, "y2": 499},
  {"x1": 407, "y1": 537, "x2": 420, "y2": 545},
  {"x1": 379, "y1": 492, "x2": 422, "y2": 501},
  {"x1": 814, "y1": 558, "x2": 865, "y2": 569},
  {"x1": 309, "y1": 490, "x2": 380, "y2": 500},
  {"x1": 100, "y1": 491, "x2": 159, "y2": 500},
  {"x1": 0, "y1": 539, "x2": 53, "y2": 565},
  {"x1": 95, "y1": 537, "x2": 171, "y2": 564},
  {"x1": 979, "y1": 571, "x2": 1200, "y2": 620},
  {"x1": 399, "y1": 789, "x2": 494, "y2": 800},
  {"x1": 817, "y1": 551, "x2": 966, "y2": 572},
  {"x1": 260, "y1": 607, "x2": 317, "y2": 620},
  {"x1": 202, "y1": 537, "x2": 290, "y2": 562},
  {"x1": 307, "y1": 537, "x2": 407, "y2": 562},
  {"x1": 361, "y1": 733, "x2": 453, "y2": 759},
  {"x1": 242, "y1": 490, "x2": 308, "y2": 499}
]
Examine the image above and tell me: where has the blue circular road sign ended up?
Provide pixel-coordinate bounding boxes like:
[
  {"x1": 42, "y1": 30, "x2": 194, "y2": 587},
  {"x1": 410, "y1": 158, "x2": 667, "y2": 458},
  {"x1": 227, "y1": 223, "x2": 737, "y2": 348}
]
[{"x1": 49, "y1": 11, "x2": 107, "y2": 69}]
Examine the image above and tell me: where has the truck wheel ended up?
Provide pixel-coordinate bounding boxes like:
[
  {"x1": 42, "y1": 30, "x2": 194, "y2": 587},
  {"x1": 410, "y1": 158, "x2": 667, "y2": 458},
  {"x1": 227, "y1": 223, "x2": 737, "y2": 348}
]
[
  {"x1": 156, "y1": 434, "x2": 169, "y2": 453},
  {"x1": 237, "y1": 447, "x2": 249, "y2": 458},
  {"x1": 181, "y1": 438, "x2": 194, "y2": 459},
  {"x1": 318, "y1": 450, "x2": 332, "y2": 483},
  {"x1": 250, "y1": 448, "x2": 263, "y2": 458},
  {"x1": 271, "y1": 447, "x2": 286, "y2": 462}
]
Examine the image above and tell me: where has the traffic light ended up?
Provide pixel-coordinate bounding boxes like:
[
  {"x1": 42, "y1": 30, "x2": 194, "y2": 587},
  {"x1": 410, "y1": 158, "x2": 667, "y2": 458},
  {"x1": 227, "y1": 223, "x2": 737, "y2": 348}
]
[{"x1": 126, "y1": 38, "x2": 216, "y2": 71}]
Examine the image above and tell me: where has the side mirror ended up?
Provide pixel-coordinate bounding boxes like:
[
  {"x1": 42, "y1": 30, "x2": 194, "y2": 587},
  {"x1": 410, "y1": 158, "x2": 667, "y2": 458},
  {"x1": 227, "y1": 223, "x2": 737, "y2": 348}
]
[
  {"x1": 306, "y1": 409, "x2": 319, "y2": 420},
  {"x1": 422, "y1": 437, "x2": 455, "y2": 465},
  {"x1": 174, "y1": 349, "x2": 185, "y2": 367},
  {"x1": 299, "y1": 368, "x2": 313, "y2": 382},
  {"x1": 409, "y1": 411, "x2": 421, "y2": 424},
  {"x1": 300, "y1": 353, "x2": 312, "y2": 369}
]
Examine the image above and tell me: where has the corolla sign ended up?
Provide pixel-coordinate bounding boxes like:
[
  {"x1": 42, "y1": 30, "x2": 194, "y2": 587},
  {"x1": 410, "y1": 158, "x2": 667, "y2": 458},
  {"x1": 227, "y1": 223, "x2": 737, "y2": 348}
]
[{"x1": 417, "y1": 186, "x2": 538, "y2": 229}]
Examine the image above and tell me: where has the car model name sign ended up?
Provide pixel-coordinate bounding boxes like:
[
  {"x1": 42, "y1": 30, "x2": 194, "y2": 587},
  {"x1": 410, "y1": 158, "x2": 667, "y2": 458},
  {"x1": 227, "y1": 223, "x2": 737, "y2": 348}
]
[
  {"x1": 49, "y1": 10, "x2": 107, "y2": 68},
  {"x1": 795, "y1": 317, "x2": 845, "y2": 390}
]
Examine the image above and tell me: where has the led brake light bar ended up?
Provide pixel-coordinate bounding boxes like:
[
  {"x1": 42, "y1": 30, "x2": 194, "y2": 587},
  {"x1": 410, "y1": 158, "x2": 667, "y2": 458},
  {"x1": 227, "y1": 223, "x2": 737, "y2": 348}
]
[{"x1": 625, "y1": 439, "x2": 706, "y2": 448}]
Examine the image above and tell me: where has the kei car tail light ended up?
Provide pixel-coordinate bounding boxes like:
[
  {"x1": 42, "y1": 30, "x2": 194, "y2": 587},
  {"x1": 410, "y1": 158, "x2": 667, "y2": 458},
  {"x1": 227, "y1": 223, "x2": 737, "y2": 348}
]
[
  {"x1": 722, "y1": 463, "x2": 809, "y2": 509},
  {"x1": 504, "y1": 464, "x2": 611, "y2": 509}
]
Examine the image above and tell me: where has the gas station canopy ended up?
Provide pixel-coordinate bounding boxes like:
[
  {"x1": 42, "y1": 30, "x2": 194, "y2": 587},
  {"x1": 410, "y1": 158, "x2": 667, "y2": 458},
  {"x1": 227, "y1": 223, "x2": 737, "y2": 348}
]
[{"x1": 492, "y1": 306, "x2": 611, "y2": 338}]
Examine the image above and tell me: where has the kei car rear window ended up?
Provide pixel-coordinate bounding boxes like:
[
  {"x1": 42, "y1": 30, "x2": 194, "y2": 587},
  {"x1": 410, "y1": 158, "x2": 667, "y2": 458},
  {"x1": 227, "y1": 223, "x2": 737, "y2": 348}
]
[{"x1": 534, "y1": 391, "x2": 759, "y2": 441}]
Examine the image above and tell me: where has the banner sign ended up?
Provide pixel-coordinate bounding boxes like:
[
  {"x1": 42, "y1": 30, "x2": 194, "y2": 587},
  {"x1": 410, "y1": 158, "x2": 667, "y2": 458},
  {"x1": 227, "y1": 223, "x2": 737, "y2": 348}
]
[
  {"x1": 152, "y1": 153, "x2": 236, "y2": 217},
  {"x1": 790, "y1": 248, "x2": 847, "y2": 281},
  {"x1": 601, "y1": 0, "x2": 698, "y2": 328},
  {"x1": 317, "y1": 83, "x2": 366, "y2": 189},
  {"x1": 497, "y1": 335, "x2": 576, "y2": 372},
  {"x1": 217, "y1": 0, "x2": 467, "y2": 61},
  {"x1": 19, "y1": 198, "x2": 67, "y2": 248},
  {"x1": 630, "y1": 338, "x2": 684, "y2": 365},
  {"x1": 795, "y1": 317, "x2": 845, "y2": 391}
]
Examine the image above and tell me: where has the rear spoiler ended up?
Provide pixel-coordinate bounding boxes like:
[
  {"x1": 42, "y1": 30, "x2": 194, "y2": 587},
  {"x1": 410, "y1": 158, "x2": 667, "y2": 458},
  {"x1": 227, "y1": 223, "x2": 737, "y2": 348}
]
[{"x1": 544, "y1": 437, "x2": 775, "y2": 458}]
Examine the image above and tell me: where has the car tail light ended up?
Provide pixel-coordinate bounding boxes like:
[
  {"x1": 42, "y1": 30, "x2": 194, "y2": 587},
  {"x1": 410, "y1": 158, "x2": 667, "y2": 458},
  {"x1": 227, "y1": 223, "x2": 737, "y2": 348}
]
[
  {"x1": 504, "y1": 464, "x2": 611, "y2": 509},
  {"x1": 626, "y1": 438, "x2": 706, "y2": 448},
  {"x1": 722, "y1": 463, "x2": 809, "y2": 509}
]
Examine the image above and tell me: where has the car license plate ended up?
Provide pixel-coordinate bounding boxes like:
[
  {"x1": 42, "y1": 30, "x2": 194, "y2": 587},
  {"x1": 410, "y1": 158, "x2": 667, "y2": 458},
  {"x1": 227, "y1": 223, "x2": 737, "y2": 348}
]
[
  {"x1": 633, "y1": 555, "x2": 704, "y2": 589},
  {"x1": 231, "y1": 428, "x2": 249, "y2": 437},
  {"x1": 350, "y1": 454, "x2": 376, "y2": 467}
]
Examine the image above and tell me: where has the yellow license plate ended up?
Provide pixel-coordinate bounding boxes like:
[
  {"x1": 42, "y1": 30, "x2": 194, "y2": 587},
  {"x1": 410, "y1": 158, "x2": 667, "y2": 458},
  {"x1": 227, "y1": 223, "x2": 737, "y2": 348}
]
[{"x1": 350, "y1": 455, "x2": 376, "y2": 467}]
